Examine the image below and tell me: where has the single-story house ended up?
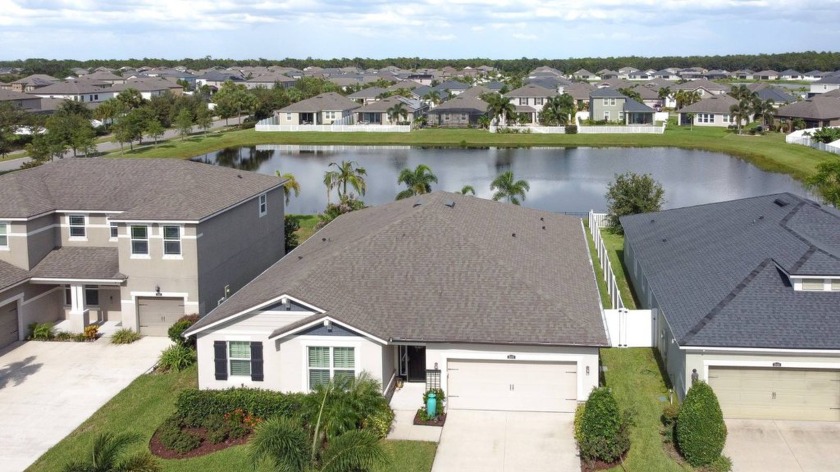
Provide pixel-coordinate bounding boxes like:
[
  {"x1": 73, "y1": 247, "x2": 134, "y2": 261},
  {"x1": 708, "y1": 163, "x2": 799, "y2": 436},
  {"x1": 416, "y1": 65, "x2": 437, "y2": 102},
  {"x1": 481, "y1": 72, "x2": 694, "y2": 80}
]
[
  {"x1": 809, "y1": 73, "x2": 840, "y2": 96},
  {"x1": 775, "y1": 96, "x2": 840, "y2": 128},
  {"x1": 755, "y1": 70, "x2": 780, "y2": 81},
  {"x1": 704, "y1": 70, "x2": 731, "y2": 80},
  {"x1": 671, "y1": 79, "x2": 728, "y2": 97},
  {"x1": 0, "y1": 89, "x2": 43, "y2": 111},
  {"x1": 621, "y1": 194, "x2": 840, "y2": 421},
  {"x1": 425, "y1": 95, "x2": 488, "y2": 127},
  {"x1": 779, "y1": 69, "x2": 802, "y2": 80},
  {"x1": 185, "y1": 192, "x2": 608, "y2": 412},
  {"x1": 275, "y1": 92, "x2": 360, "y2": 125},
  {"x1": 28, "y1": 79, "x2": 113, "y2": 104},
  {"x1": 354, "y1": 96, "x2": 425, "y2": 124},
  {"x1": 747, "y1": 83, "x2": 797, "y2": 105},
  {"x1": 111, "y1": 78, "x2": 183, "y2": 100},
  {"x1": 573, "y1": 69, "x2": 598, "y2": 81},
  {"x1": 677, "y1": 95, "x2": 740, "y2": 127},
  {"x1": 347, "y1": 87, "x2": 388, "y2": 105}
]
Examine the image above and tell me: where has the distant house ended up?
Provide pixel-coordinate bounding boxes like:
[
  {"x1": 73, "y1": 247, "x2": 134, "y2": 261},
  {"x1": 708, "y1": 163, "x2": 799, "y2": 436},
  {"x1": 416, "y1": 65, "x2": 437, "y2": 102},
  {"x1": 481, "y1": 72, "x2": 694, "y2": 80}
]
[
  {"x1": 406, "y1": 73, "x2": 434, "y2": 86},
  {"x1": 733, "y1": 69, "x2": 755, "y2": 80},
  {"x1": 275, "y1": 92, "x2": 360, "y2": 126},
  {"x1": 426, "y1": 95, "x2": 487, "y2": 127},
  {"x1": 504, "y1": 84, "x2": 557, "y2": 124},
  {"x1": 747, "y1": 83, "x2": 797, "y2": 105},
  {"x1": 354, "y1": 96, "x2": 425, "y2": 125},
  {"x1": 245, "y1": 73, "x2": 296, "y2": 90},
  {"x1": 430, "y1": 80, "x2": 471, "y2": 98},
  {"x1": 4, "y1": 74, "x2": 59, "y2": 93},
  {"x1": 628, "y1": 69, "x2": 653, "y2": 80},
  {"x1": 671, "y1": 79, "x2": 728, "y2": 97},
  {"x1": 653, "y1": 69, "x2": 680, "y2": 80},
  {"x1": 809, "y1": 73, "x2": 840, "y2": 96},
  {"x1": 588, "y1": 88, "x2": 655, "y2": 124},
  {"x1": 0, "y1": 89, "x2": 43, "y2": 111},
  {"x1": 803, "y1": 70, "x2": 825, "y2": 82},
  {"x1": 28, "y1": 79, "x2": 113, "y2": 104},
  {"x1": 573, "y1": 69, "x2": 598, "y2": 81},
  {"x1": 111, "y1": 78, "x2": 183, "y2": 100},
  {"x1": 779, "y1": 69, "x2": 803, "y2": 80},
  {"x1": 678, "y1": 68, "x2": 707, "y2": 80},
  {"x1": 196, "y1": 71, "x2": 245, "y2": 90},
  {"x1": 84, "y1": 70, "x2": 125, "y2": 85},
  {"x1": 755, "y1": 70, "x2": 780, "y2": 80},
  {"x1": 677, "y1": 95, "x2": 739, "y2": 127},
  {"x1": 704, "y1": 70, "x2": 731, "y2": 80},
  {"x1": 599, "y1": 70, "x2": 619, "y2": 80},
  {"x1": 347, "y1": 87, "x2": 388, "y2": 105},
  {"x1": 775, "y1": 96, "x2": 840, "y2": 128}
]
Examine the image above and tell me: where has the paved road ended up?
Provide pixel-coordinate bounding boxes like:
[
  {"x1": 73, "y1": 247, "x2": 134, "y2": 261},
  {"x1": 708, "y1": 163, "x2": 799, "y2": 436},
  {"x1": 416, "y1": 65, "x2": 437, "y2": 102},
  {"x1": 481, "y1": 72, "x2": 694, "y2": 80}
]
[{"x1": 0, "y1": 115, "x2": 242, "y2": 172}]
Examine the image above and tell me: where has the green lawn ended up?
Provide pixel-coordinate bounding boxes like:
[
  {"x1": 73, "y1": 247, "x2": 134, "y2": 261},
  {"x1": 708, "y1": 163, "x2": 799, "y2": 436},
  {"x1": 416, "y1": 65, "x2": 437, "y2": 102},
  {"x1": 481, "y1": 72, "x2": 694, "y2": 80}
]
[
  {"x1": 583, "y1": 221, "x2": 638, "y2": 310},
  {"x1": 290, "y1": 214, "x2": 320, "y2": 243},
  {"x1": 27, "y1": 366, "x2": 436, "y2": 472},
  {"x1": 601, "y1": 348, "x2": 689, "y2": 472},
  {"x1": 108, "y1": 126, "x2": 830, "y2": 182}
]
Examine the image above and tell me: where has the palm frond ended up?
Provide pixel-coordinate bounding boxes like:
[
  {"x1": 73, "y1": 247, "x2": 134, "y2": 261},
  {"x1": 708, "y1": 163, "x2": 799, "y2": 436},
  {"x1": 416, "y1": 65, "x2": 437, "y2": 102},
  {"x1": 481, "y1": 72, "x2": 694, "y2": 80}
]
[
  {"x1": 249, "y1": 416, "x2": 309, "y2": 472},
  {"x1": 319, "y1": 430, "x2": 388, "y2": 472}
]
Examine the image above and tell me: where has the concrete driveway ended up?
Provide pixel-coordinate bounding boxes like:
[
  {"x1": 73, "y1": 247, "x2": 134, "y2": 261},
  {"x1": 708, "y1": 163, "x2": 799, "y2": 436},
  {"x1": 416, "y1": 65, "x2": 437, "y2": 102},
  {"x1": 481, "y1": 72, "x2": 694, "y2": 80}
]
[
  {"x1": 431, "y1": 410, "x2": 578, "y2": 472},
  {"x1": 0, "y1": 337, "x2": 171, "y2": 471},
  {"x1": 725, "y1": 419, "x2": 840, "y2": 472}
]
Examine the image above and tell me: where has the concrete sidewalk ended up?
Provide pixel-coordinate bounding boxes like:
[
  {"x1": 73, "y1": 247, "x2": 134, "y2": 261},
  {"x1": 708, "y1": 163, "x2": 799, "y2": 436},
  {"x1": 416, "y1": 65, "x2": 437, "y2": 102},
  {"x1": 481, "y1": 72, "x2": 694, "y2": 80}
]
[
  {"x1": 725, "y1": 419, "x2": 840, "y2": 472},
  {"x1": 0, "y1": 337, "x2": 171, "y2": 471}
]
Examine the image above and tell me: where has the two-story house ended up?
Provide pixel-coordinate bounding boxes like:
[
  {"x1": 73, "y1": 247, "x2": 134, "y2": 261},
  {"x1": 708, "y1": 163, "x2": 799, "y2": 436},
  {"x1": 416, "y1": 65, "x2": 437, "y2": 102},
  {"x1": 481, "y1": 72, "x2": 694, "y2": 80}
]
[
  {"x1": 504, "y1": 84, "x2": 557, "y2": 124},
  {"x1": 0, "y1": 159, "x2": 286, "y2": 350},
  {"x1": 588, "y1": 88, "x2": 655, "y2": 124}
]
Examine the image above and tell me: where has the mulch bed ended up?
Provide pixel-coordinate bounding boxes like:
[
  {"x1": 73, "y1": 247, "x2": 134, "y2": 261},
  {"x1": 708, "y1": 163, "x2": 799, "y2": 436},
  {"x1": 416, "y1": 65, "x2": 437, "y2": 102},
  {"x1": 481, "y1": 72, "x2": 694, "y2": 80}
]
[
  {"x1": 149, "y1": 426, "x2": 250, "y2": 459},
  {"x1": 580, "y1": 458, "x2": 622, "y2": 471},
  {"x1": 413, "y1": 410, "x2": 446, "y2": 427}
]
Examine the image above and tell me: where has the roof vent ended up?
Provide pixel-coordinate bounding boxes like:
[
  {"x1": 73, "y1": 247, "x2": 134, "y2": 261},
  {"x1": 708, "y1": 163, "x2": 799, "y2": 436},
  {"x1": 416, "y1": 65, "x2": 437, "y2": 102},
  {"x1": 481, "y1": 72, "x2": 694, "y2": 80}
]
[
  {"x1": 774, "y1": 198, "x2": 789, "y2": 207},
  {"x1": 540, "y1": 217, "x2": 544, "y2": 221},
  {"x1": 444, "y1": 200, "x2": 455, "y2": 208},
  {"x1": 512, "y1": 233, "x2": 516, "y2": 238},
  {"x1": 413, "y1": 199, "x2": 424, "y2": 207},
  {"x1": 650, "y1": 219, "x2": 655, "y2": 224},
  {"x1": 542, "y1": 226, "x2": 546, "y2": 230},
  {"x1": 662, "y1": 238, "x2": 667, "y2": 243}
]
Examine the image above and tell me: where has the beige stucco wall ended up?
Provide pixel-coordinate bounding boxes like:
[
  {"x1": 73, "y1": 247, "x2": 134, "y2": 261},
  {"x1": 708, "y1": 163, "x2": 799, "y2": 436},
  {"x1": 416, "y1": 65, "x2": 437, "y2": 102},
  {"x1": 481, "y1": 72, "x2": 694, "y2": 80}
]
[
  {"x1": 686, "y1": 349, "x2": 840, "y2": 390},
  {"x1": 0, "y1": 220, "x2": 32, "y2": 270},
  {"x1": 58, "y1": 213, "x2": 117, "y2": 247},
  {"x1": 425, "y1": 343, "x2": 601, "y2": 402}
]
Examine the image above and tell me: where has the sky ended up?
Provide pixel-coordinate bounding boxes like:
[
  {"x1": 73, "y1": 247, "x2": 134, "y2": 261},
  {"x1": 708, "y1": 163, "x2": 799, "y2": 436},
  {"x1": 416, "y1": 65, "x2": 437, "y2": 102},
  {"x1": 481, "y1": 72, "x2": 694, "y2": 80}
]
[{"x1": 2, "y1": 0, "x2": 840, "y2": 60}]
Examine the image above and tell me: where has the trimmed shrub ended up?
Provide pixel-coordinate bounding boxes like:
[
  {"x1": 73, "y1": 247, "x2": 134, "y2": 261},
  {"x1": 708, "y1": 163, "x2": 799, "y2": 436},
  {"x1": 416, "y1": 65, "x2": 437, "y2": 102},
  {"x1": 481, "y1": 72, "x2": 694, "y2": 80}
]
[
  {"x1": 578, "y1": 387, "x2": 630, "y2": 464},
  {"x1": 111, "y1": 328, "x2": 141, "y2": 345},
  {"x1": 168, "y1": 314, "x2": 199, "y2": 348},
  {"x1": 29, "y1": 322, "x2": 54, "y2": 340},
  {"x1": 158, "y1": 415, "x2": 201, "y2": 453},
  {"x1": 676, "y1": 381, "x2": 727, "y2": 467},
  {"x1": 707, "y1": 454, "x2": 734, "y2": 472},
  {"x1": 364, "y1": 405, "x2": 395, "y2": 438},
  {"x1": 157, "y1": 345, "x2": 196, "y2": 372},
  {"x1": 175, "y1": 388, "x2": 306, "y2": 427},
  {"x1": 574, "y1": 403, "x2": 586, "y2": 444}
]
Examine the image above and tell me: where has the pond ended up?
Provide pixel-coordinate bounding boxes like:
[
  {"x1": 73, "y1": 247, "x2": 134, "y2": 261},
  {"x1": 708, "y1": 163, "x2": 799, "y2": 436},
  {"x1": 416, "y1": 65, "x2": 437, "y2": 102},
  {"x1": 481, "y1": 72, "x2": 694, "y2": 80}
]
[{"x1": 193, "y1": 145, "x2": 810, "y2": 215}]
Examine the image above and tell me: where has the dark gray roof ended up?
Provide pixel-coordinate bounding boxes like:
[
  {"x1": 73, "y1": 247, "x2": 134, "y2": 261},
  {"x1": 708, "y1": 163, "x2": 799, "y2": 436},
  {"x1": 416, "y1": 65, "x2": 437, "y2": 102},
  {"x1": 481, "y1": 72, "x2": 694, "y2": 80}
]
[
  {"x1": 815, "y1": 73, "x2": 840, "y2": 84},
  {"x1": 623, "y1": 99, "x2": 654, "y2": 113},
  {"x1": 354, "y1": 96, "x2": 421, "y2": 113},
  {"x1": 0, "y1": 260, "x2": 29, "y2": 291},
  {"x1": 188, "y1": 192, "x2": 608, "y2": 347},
  {"x1": 347, "y1": 87, "x2": 387, "y2": 99},
  {"x1": 0, "y1": 158, "x2": 284, "y2": 221},
  {"x1": 776, "y1": 96, "x2": 840, "y2": 120},
  {"x1": 278, "y1": 92, "x2": 359, "y2": 113},
  {"x1": 754, "y1": 86, "x2": 796, "y2": 104},
  {"x1": 505, "y1": 84, "x2": 556, "y2": 98},
  {"x1": 428, "y1": 95, "x2": 488, "y2": 114},
  {"x1": 679, "y1": 94, "x2": 738, "y2": 114},
  {"x1": 590, "y1": 88, "x2": 626, "y2": 99},
  {"x1": 621, "y1": 193, "x2": 840, "y2": 349},
  {"x1": 29, "y1": 247, "x2": 124, "y2": 281}
]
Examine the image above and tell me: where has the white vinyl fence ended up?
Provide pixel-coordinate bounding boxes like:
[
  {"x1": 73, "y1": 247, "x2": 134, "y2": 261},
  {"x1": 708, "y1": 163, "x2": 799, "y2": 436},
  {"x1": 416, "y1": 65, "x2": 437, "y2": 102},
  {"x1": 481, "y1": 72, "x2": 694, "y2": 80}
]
[
  {"x1": 255, "y1": 116, "x2": 410, "y2": 133},
  {"x1": 785, "y1": 127, "x2": 840, "y2": 155},
  {"x1": 588, "y1": 211, "x2": 624, "y2": 310}
]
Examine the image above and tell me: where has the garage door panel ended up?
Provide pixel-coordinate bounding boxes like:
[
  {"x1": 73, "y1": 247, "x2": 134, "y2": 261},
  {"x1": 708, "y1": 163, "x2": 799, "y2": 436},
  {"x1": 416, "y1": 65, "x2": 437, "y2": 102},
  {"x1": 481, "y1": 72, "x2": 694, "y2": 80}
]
[
  {"x1": 0, "y1": 302, "x2": 19, "y2": 349},
  {"x1": 448, "y1": 360, "x2": 577, "y2": 413},
  {"x1": 138, "y1": 297, "x2": 184, "y2": 336},
  {"x1": 709, "y1": 367, "x2": 840, "y2": 421}
]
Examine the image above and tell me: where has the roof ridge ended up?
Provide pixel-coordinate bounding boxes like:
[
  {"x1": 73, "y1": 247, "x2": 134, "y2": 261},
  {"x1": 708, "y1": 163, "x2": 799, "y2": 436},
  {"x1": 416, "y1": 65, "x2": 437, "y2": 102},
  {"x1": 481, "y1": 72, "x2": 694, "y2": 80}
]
[{"x1": 681, "y1": 258, "x2": 773, "y2": 345}]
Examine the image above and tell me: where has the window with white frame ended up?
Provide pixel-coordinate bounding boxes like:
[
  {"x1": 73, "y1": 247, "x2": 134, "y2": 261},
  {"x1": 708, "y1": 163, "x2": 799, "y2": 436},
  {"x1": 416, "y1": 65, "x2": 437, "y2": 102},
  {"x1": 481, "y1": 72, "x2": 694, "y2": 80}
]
[
  {"x1": 0, "y1": 222, "x2": 7, "y2": 248},
  {"x1": 258, "y1": 194, "x2": 267, "y2": 217},
  {"x1": 110, "y1": 223, "x2": 118, "y2": 239},
  {"x1": 308, "y1": 346, "x2": 355, "y2": 389},
  {"x1": 228, "y1": 341, "x2": 251, "y2": 376},
  {"x1": 603, "y1": 111, "x2": 610, "y2": 120},
  {"x1": 69, "y1": 215, "x2": 86, "y2": 238},
  {"x1": 130, "y1": 225, "x2": 149, "y2": 255},
  {"x1": 163, "y1": 225, "x2": 181, "y2": 256},
  {"x1": 832, "y1": 279, "x2": 840, "y2": 291},
  {"x1": 802, "y1": 278, "x2": 824, "y2": 291}
]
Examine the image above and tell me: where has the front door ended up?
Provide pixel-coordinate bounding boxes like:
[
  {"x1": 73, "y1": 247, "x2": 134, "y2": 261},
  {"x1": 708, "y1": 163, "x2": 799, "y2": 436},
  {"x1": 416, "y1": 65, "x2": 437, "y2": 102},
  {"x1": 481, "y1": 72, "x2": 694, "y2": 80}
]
[{"x1": 407, "y1": 346, "x2": 426, "y2": 382}]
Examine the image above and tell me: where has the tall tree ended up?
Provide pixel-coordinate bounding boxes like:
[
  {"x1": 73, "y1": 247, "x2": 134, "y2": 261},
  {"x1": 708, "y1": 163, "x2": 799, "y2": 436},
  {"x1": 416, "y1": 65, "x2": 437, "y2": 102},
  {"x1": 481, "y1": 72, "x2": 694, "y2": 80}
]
[
  {"x1": 806, "y1": 157, "x2": 840, "y2": 208},
  {"x1": 144, "y1": 118, "x2": 164, "y2": 145},
  {"x1": 174, "y1": 108, "x2": 193, "y2": 140},
  {"x1": 396, "y1": 164, "x2": 438, "y2": 200},
  {"x1": 490, "y1": 170, "x2": 530, "y2": 205},
  {"x1": 752, "y1": 98, "x2": 776, "y2": 129},
  {"x1": 115, "y1": 88, "x2": 146, "y2": 110},
  {"x1": 539, "y1": 93, "x2": 575, "y2": 126},
  {"x1": 276, "y1": 171, "x2": 301, "y2": 205},
  {"x1": 483, "y1": 92, "x2": 515, "y2": 126},
  {"x1": 605, "y1": 172, "x2": 665, "y2": 234},
  {"x1": 195, "y1": 106, "x2": 213, "y2": 134},
  {"x1": 729, "y1": 99, "x2": 752, "y2": 134},
  {"x1": 386, "y1": 102, "x2": 408, "y2": 125},
  {"x1": 324, "y1": 160, "x2": 367, "y2": 200}
]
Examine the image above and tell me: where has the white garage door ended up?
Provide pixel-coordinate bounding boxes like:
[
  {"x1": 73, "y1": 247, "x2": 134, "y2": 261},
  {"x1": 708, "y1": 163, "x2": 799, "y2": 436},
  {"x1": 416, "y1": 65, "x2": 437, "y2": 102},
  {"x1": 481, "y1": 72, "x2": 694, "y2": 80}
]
[
  {"x1": 137, "y1": 297, "x2": 185, "y2": 336},
  {"x1": 0, "y1": 302, "x2": 19, "y2": 350},
  {"x1": 447, "y1": 359, "x2": 577, "y2": 412},
  {"x1": 709, "y1": 366, "x2": 840, "y2": 421}
]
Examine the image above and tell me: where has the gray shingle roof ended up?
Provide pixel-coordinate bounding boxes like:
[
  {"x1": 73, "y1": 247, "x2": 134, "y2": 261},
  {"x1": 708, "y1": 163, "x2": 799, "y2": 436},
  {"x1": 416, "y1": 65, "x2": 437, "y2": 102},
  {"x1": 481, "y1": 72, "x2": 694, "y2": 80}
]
[
  {"x1": 505, "y1": 84, "x2": 556, "y2": 98},
  {"x1": 0, "y1": 158, "x2": 284, "y2": 221},
  {"x1": 29, "y1": 247, "x2": 124, "y2": 281},
  {"x1": 776, "y1": 96, "x2": 840, "y2": 120},
  {"x1": 621, "y1": 193, "x2": 840, "y2": 349},
  {"x1": 679, "y1": 94, "x2": 738, "y2": 114},
  {"x1": 590, "y1": 88, "x2": 626, "y2": 99},
  {"x1": 188, "y1": 192, "x2": 608, "y2": 347},
  {"x1": 623, "y1": 99, "x2": 654, "y2": 113},
  {"x1": 278, "y1": 92, "x2": 360, "y2": 113},
  {"x1": 354, "y1": 96, "x2": 420, "y2": 113},
  {"x1": 428, "y1": 95, "x2": 488, "y2": 114},
  {"x1": 0, "y1": 260, "x2": 29, "y2": 291}
]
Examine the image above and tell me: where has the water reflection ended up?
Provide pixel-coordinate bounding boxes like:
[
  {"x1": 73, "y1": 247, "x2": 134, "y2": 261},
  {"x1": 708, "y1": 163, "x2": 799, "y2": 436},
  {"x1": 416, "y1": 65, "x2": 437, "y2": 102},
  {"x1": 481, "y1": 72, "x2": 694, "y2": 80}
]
[{"x1": 194, "y1": 145, "x2": 811, "y2": 215}]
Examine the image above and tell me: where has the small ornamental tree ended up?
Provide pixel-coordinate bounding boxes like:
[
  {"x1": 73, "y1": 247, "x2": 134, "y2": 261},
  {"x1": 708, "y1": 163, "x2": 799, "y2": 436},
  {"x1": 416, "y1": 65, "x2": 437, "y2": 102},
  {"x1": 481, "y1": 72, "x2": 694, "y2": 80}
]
[
  {"x1": 605, "y1": 172, "x2": 665, "y2": 234},
  {"x1": 578, "y1": 387, "x2": 630, "y2": 464},
  {"x1": 676, "y1": 381, "x2": 727, "y2": 467}
]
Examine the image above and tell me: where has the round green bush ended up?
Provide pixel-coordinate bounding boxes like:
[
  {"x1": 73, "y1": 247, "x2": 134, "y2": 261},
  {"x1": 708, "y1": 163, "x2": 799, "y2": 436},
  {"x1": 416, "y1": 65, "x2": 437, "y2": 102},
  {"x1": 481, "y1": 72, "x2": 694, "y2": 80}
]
[
  {"x1": 676, "y1": 381, "x2": 727, "y2": 466},
  {"x1": 168, "y1": 314, "x2": 199, "y2": 347},
  {"x1": 579, "y1": 387, "x2": 629, "y2": 463},
  {"x1": 158, "y1": 415, "x2": 201, "y2": 453},
  {"x1": 364, "y1": 405, "x2": 395, "y2": 438}
]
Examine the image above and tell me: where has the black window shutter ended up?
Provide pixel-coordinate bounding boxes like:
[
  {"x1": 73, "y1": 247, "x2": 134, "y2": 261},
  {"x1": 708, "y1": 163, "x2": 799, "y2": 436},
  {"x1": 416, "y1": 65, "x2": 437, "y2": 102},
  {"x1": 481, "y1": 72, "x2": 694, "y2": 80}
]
[
  {"x1": 251, "y1": 341, "x2": 264, "y2": 382},
  {"x1": 214, "y1": 341, "x2": 228, "y2": 380}
]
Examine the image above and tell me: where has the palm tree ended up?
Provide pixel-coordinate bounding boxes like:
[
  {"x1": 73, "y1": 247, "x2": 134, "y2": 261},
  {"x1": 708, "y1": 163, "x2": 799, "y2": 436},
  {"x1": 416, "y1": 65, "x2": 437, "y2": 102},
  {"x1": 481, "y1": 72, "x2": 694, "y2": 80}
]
[
  {"x1": 396, "y1": 164, "x2": 438, "y2": 200},
  {"x1": 423, "y1": 90, "x2": 441, "y2": 106},
  {"x1": 730, "y1": 84, "x2": 752, "y2": 101},
  {"x1": 539, "y1": 93, "x2": 575, "y2": 126},
  {"x1": 674, "y1": 90, "x2": 701, "y2": 109},
  {"x1": 325, "y1": 160, "x2": 367, "y2": 200},
  {"x1": 490, "y1": 171, "x2": 530, "y2": 205},
  {"x1": 459, "y1": 185, "x2": 476, "y2": 195},
  {"x1": 753, "y1": 98, "x2": 776, "y2": 129},
  {"x1": 276, "y1": 171, "x2": 301, "y2": 205},
  {"x1": 729, "y1": 99, "x2": 752, "y2": 134},
  {"x1": 62, "y1": 432, "x2": 160, "y2": 472},
  {"x1": 657, "y1": 86, "x2": 671, "y2": 107},
  {"x1": 249, "y1": 373, "x2": 388, "y2": 472},
  {"x1": 386, "y1": 102, "x2": 408, "y2": 125},
  {"x1": 483, "y1": 92, "x2": 515, "y2": 126}
]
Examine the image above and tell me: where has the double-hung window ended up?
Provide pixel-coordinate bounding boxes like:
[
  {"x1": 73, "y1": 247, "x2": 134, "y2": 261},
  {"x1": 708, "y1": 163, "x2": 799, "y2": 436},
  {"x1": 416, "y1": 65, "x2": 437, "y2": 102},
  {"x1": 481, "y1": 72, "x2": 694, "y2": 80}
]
[
  {"x1": 109, "y1": 223, "x2": 118, "y2": 240},
  {"x1": 0, "y1": 222, "x2": 7, "y2": 248},
  {"x1": 163, "y1": 225, "x2": 181, "y2": 256},
  {"x1": 130, "y1": 225, "x2": 149, "y2": 255},
  {"x1": 258, "y1": 194, "x2": 267, "y2": 217},
  {"x1": 69, "y1": 215, "x2": 86, "y2": 238},
  {"x1": 229, "y1": 341, "x2": 252, "y2": 376},
  {"x1": 85, "y1": 285, "x2": 99, "y2": 306},
  {"x1": 308, "y1": 346, "x2": 355, "y2": 389}
]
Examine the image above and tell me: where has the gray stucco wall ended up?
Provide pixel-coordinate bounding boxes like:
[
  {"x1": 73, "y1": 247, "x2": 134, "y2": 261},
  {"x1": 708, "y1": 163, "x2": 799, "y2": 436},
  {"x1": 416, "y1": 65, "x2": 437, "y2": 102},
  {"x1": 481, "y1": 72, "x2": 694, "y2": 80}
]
[
  {"x1": 27, "y1": 214, "x2": 57, "y2": 269},
  {"x1": 196, "y1": 187, "x2": 285, "y2": 315}
]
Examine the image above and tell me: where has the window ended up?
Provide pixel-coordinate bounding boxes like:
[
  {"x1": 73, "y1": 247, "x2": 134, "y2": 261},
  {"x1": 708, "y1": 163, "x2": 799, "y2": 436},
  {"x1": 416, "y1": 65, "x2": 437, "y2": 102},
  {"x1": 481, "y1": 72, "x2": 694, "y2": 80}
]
[
  {"x1": 258, "y1": 194, "x2": 267, "y2": 217},
  {"x1": 131, "y1": 225, "x2": 149, "y2": 255},
  {"x1": 519, "y1": 98, "x2": 528, "y2": 105},
  {"x1": 603, "y1": 111, "x2": 610, "y2": 120},
  {"x1": 308, "y1": 346, "x2": 355, "y2": 389},
  {"x1": 85, "y1": 286, "x2": 99, "y2": 306},
  {"x1": 64, "y1": 287, "x2": 71, "y2": 305},
  {"x1": 163, "y1": 225, "x2": 181, "y2": 256},
  {"x1": 802, "y1": 278, "x2": 824, "y2": 291},
  {"x1": 534, "y1": 97, "x2": 544, "y2": 105},
  {"x1": 69, "y1": 215, "x2": 86, "y2": 238},
  {"x1": 110, "y1": 223, "x2": 118, "y2": 239},
  {"x1": 0, "y1": 222, "x2": 7, "y2": 248},
  {"x1": 229, "y1": 341, "x2": 251, "y2": 376},
  {"x1": 832, "y1": 280, "x2": 840, "y2": 291},
  {"x1": 603, "y1": 98, "x2": 616, "y2": 106}
]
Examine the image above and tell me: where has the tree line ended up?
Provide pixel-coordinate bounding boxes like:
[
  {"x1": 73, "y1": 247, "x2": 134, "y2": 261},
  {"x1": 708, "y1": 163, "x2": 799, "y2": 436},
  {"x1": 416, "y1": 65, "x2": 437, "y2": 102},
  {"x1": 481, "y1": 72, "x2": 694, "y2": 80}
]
[{"x1": 2, "y1": 51, "x2": 839, "y2": 80}]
